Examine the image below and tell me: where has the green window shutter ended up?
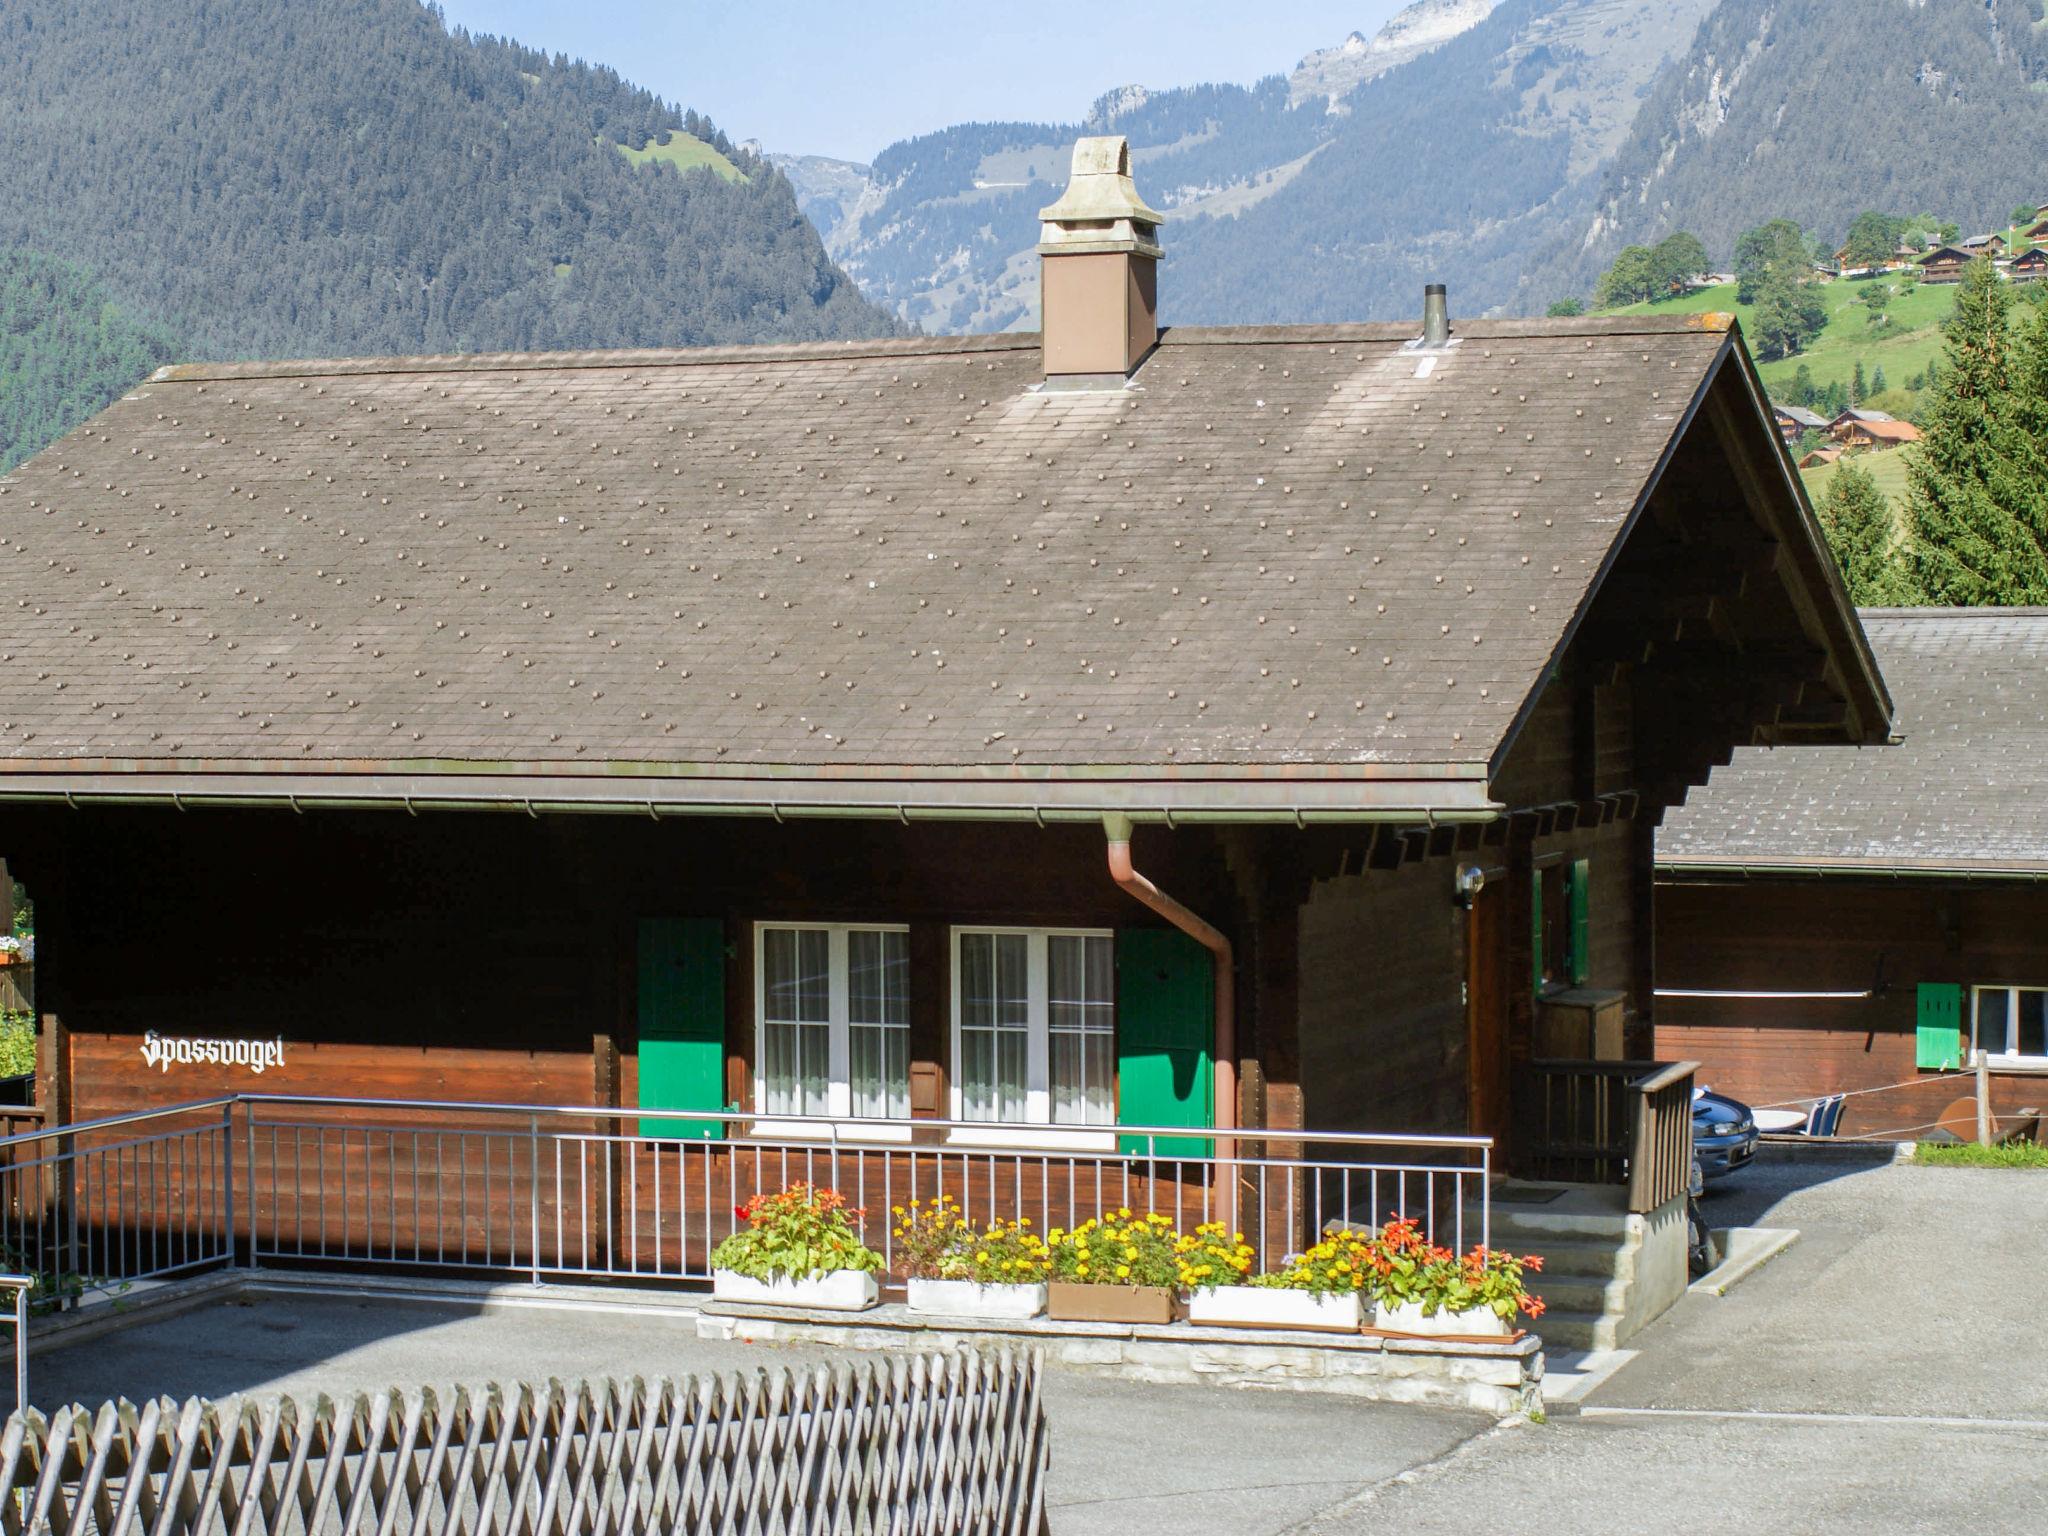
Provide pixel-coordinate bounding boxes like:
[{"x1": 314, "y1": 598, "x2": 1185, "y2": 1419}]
[
  {"x1": 1915, "y1": 983, "x2": 1963, "y2": 1070},
  {"x1": 637, "y1": 917, "x2": 726, "y2": 1139},
  {"x1": 1531, "y1": 868, "x2": 1545, "y2": 995},
  {"x1": 1115, "y1": 928, "x2": 1214, "y2": 1159},
  {"x1": 1566, "y1": 859, "x2": 1592, "y2": 987}
]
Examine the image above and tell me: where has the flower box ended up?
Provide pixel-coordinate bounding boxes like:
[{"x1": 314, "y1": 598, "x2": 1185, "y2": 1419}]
[
  {"x1": 1046, "y1": 1281, "x2": 1180, "y2": 1325},
  {"x1": 1187, "y1": 1286, "x2": 1363, "y2": 1332},
  {"x1": 1373, "y1": 1299, "x2": 1512, "y2": 1338},
  {"x1": 711, "y1": 1268, "x2": 879, "y2": 1312},
  {"x1": 906, "y1": 1278, "x2": 1048, "y2": 1320}
]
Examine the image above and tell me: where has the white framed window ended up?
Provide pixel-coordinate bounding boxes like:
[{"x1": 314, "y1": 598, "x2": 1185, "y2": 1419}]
[
  {"x1": 754, "y1": 923, "x2": 910, "y2": 1121},
  {"x1": 951, "y1": 928, "x2": 1116, "y2": 1132},
  {"x1": 1972, "y1": 984, "x2": 2048, "y2": 1063}
]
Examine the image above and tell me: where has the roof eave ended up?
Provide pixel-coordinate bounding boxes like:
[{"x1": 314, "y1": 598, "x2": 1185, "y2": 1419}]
[
  {"x1": 0, "y1": 763, "x2": 1504, "y2": 824},
  {"x1": 1657, "y1": 855, "x2": 2048, "y2": 883}
]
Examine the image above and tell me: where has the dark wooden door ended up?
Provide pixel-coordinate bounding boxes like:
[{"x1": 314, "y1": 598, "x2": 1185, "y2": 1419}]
[{"x1": 1467, "y1": 880, "x2": 1512, "y2": 1151}]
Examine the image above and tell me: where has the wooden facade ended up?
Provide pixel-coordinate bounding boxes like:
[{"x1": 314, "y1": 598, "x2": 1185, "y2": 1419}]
[{"x1": 1657, "y1": 877, "x2": 2048, "y2": 1137}]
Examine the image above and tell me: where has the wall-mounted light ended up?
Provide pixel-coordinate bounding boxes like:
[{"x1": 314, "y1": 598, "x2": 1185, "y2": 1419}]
[{"x1": 1454, "y1": 865, "x2": 1486, "y2": 907}]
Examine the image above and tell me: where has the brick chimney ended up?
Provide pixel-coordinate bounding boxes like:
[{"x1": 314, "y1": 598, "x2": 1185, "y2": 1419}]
[{"x1": 1037, "y1": 136, "x2": 1163, "y2": 381}]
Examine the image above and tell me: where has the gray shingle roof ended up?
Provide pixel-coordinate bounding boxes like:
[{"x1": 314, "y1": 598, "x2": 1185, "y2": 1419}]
[
  {"x1": 1661, "y1": 609, "x2": 2048, "y2": 873},
  {"x1": 0, "y1": 316, "x2": 1747, "y2": 810}
]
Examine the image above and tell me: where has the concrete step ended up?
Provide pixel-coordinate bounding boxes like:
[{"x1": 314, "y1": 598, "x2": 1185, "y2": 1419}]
[
  {"x1": 1525, "y1": 1271, "x2": 1631, "y2": 1318},
  {"x1": 1530, "y1": 1306, "x2": 1620, "y2": 1353},
  {"x1": 1480, "y1": 1205, "x2": 1636, "y2": 1242},
  {"x1": 1490, "y1": 1232, "x2": 1634, "y2": 1280}
]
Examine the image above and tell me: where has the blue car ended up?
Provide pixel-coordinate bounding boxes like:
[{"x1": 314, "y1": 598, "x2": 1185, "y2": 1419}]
[{"x1": 1692, "y1": 1087, "x2": 1759, "y2": 1180}]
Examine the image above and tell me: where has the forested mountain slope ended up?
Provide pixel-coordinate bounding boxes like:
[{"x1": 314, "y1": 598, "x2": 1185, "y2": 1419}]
[
  {"x1": 0, "y1": 0, "x2": 892, "y2": 363},
  {"x1": 0, "y1": 254, "x2": 180, "y2": 472},
  {"x1": 1530, "y1": 0, "x2": 2048, "y2": 303}
]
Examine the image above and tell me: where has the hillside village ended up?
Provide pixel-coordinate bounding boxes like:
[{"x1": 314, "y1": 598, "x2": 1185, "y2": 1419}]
[{"x1": 1581, "y1": 199, "x2": 2048, "y2": 525}]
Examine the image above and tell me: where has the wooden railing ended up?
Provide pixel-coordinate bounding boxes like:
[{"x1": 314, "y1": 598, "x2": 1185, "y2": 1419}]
[
  {"x1": 3, "y1": 1349, "x2": 1051, "y2": 1535},
  {"x1": 1625, "y1": 1061, "x2": 1699, "y2": 1214},
  {"x1": 1517, "y1": 1059, "x2": 1698, "y2": 1212}
]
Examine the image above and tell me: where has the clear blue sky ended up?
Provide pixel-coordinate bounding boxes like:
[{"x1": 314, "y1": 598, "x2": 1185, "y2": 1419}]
[{"x1": 432, "y1": 1, "x2": 1406, "y2": 163}]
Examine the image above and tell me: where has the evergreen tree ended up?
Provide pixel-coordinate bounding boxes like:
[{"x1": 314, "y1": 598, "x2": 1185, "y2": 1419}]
[
  {"x1": 1819, "y1": 461, "x2": 1911, "y2": 604},
  {"x1": 1851, "y1": 361, "x2": 1866, "y2": 403},
  {"x1": 1871, "y1": 365, "x2": 1887, "y2": 395},
  {"x1": 1905, "y1": 257, "x2": 2048, "y2": 604}
]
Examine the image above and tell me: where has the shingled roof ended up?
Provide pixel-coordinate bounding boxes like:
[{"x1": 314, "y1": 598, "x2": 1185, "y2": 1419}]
[
  {"x1": 0, "y1": 313, "x2": 1873, "y2": 819},
  {"x1": 1661, "y1": 609, "x2": 2048, "y2": 876}
]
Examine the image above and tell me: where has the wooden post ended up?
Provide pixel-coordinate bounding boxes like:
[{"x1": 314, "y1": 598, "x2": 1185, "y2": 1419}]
[{"x1": 1976, "y1": 1054, "x2": 1992, "y2": 1146}]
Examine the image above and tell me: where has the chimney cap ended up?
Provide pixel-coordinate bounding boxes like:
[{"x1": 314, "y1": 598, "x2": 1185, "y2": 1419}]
[{"x1": 1039, "y1": 136, "x2": 1163, "y2": 258}]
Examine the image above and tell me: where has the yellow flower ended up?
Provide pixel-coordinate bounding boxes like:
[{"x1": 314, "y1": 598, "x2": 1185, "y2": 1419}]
[
  {"x1": 1076, "y1": 1263, "x2": 1090, "y2": 1276},
  {"x1": 1115, "y1": 1264, "x2": 1131, "y2": 1278}
]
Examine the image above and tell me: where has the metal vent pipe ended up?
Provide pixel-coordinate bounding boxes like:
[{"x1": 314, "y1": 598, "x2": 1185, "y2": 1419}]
[{"x1": 1422, "y1": 283, "x2": 1451, "y2": 347}]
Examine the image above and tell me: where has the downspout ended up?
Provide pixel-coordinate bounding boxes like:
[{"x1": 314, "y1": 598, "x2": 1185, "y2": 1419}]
[{"x1": 1103, "y1": 813, "x2": 1236, "y2": 1162}]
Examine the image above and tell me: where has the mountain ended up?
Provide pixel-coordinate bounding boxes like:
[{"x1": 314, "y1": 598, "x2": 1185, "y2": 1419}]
[
  {"x1": 1530, "y1": 0, "x2": 2048, "y2": 303},
  {"x1": 0, "y1": 253, "x2": 180, "y2": 472},
  {"x1": 796, "y1": 0, "x2": 1714, "y2": 333},
  {"x1": 1287, "y1": 1, "x2": 1502, "y2": 110},
  {"x1": 0, "y1": 0, "x2": 893, "y2": 367}
]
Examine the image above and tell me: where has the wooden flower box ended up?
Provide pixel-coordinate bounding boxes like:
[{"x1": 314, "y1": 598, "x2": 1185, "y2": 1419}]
[
  {"x1": 1046, "y1": 1281, "x2": 1180, "y2": 1325},
  {"x1": 711, "y1": 1269, "x2": 879, "y2": 1311},
  {"x1": 1186, "y1": 1286, "x2": 1363, "y2": 1332}
]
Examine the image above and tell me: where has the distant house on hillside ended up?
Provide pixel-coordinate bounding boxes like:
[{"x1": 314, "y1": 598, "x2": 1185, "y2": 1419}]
[
  {"x1": 1773, "y1": 404, "x2": 1830, "y2": 444},
  {"x1": 1837, "y1": 419, "x2": 1922, "y2": 452},
  {"x1": 1798, "y1": 445, "x2": 1844, "y2": 469},
  {"x1": 1918, "y1": 246, "x2": 1974, "y2": 283},
  {"x1": 1829, "y1": 408, "x2": 1894, "y2": 431},
  {"x1": 2011, "y1": 248, "x2": 2048, "y2": 283},
  {"x1": 1960, "y1": 233, "x2": 2007, "y2": 255}
]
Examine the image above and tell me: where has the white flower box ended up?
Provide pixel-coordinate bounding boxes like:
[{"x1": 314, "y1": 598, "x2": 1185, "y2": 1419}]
[
  {"x1": 1373, "y1": 1299, "x2": 1512, "y2": 1338},
  {"x1": 1187, "y1": 1286, "x2": 1363, "y2": 1332},
  {"x1": 906, "y1": 1278, "x2": 1048, "y2": 1319},
  {"x1": 711, "y1": 1268, "x2": 879, "y2": 1311}
]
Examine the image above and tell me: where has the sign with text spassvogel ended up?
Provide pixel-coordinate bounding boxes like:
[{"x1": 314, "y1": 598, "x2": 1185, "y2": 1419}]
[{"x1": 140, "y1": 1032, "x2": 286, "y2": 1075}]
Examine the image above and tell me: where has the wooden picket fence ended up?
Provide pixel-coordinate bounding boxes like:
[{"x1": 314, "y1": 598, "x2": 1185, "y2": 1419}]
[{"x1": 0, "y1": 1348, "x2": 1049, "y2": 1535}]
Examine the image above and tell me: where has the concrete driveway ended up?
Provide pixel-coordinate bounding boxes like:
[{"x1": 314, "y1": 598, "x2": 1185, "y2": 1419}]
[
  {"x1": 1293, "y1": 1148, "x2": 2048, "y2": 1534},
  {"x1": 25, "y1": 1148, "x2": 2047, "y2": 1534},
  {"x1": 26, "y1": 1286, "x2": 1485, "y2": 1536}
]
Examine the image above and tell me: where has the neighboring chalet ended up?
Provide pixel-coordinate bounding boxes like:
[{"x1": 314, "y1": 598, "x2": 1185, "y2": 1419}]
[
  {"x1": 1798, "y1": 446, "x2": 1844, "y2": 469},
  {"x1": 1828, "y1": 407, "x2": 1893, "y2": 432},
  {"x1": 2010, "y1": 248, "x2": 2048, "y2": 283},
  {"x1": 1835, "y1": 419, "x2": 1922, "y2": 452},
  {"x1": 1959, "y1": 233, "x2": 2007, "y2": 256},
  {"x1": 1772, "y1": 404, "x2": 1830, "y2": 444},
  {"x1": 1918, "y1": 246, "x2": 1975, "y2": 283},
  {"x1": 1660, "y1": 610, "x2": 2048, "y2": 1139},
  {"x1": 0, "y1": 140, "x2": 1889, "y2": 1209}
]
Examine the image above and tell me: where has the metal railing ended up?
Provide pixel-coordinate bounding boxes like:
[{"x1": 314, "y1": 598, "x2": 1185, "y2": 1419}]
[
  {"x1": 0, "y1": 1094, "x2": 1493, "y2": 1301},
  {"x1": 0, "y1": 1274, "x2": 26, "y2": 1413}
]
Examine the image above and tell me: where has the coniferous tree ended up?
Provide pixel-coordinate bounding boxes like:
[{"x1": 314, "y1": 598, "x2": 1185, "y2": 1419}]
[
  {"x1": 1818, "y1": 461, "x2": 1911, "y2": 604},
  {"x1": 1905, "y1": 257, "x2": 2048, "y2": 603},
  {"x1": 1851, "y1": 361, "x2": 1866, "y2": 403}
]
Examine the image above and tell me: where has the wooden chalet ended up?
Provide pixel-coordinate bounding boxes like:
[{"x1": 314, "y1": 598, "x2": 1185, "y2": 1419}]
[
  {"x1": 1918, "y1": 246, "x2": 1975, "y2": 284},
  {"x1": 0, "y1": 139, "x2": 1890, "y2": 1227},
  {"x1": 1660, "y1": 610, "x2": 2048, "y2": 1139},
  {"x1": 2010, "y1": 248, "x2": 2048, "y2": 283},
  {"x1": 1836, "y1": 419, "x2": 1922, "y2": 451},
  {"x1": 1773, "y1": 404, "x2": 1830, "y2": 444}
]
